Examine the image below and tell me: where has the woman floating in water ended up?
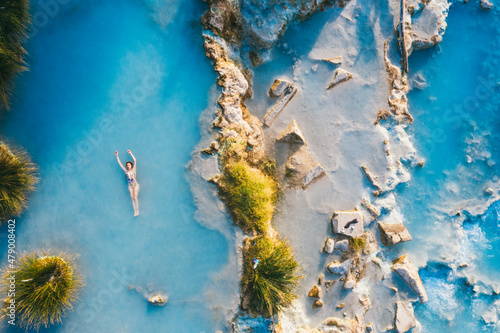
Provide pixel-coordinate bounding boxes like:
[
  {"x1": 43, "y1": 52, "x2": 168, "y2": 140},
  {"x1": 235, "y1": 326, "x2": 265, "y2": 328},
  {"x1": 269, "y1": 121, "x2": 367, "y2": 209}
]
[{"x1": 115, "y1": 150, "x2": 140, "y2": 216}]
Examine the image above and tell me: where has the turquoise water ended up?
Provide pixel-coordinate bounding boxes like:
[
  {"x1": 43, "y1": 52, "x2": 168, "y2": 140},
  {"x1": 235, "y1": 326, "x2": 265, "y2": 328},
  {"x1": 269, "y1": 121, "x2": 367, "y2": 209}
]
[
  {"x1": 0, "y1": 0, "x2": 232, "y2": 332},
  {"x1": 397, "y1": 2, "x2": 500, "y2": 332}
]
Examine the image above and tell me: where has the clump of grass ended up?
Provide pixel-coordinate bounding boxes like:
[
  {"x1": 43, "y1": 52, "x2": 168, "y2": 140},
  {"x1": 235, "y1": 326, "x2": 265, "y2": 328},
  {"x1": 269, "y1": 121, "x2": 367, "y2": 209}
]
[
  {"x1": 242, "y1": 237, "x2": 302, "y2": 317},
  {"x1": 350, "y1": 237, "x2": 366, "y2": 255},
  {"x1": 219, "y1": 160, "x2": 277, "y2": 234},
  {"x1": 0, "y1": 0, "x2": 30, "y2": 110},
  {"x1": 0, "y1": 143, "x2": 38, "y2": 221},
  {"x1": 1, "y1": 251, "x2": 83, "y2": 330}
]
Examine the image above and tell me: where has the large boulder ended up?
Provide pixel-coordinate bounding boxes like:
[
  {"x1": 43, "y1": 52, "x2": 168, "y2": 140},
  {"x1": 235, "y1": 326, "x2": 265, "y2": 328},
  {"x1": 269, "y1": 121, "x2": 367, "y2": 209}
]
[
  {"x1": 331, "y1": 210, "x2": 364, "y2": 238},
  {"x1": 378, "y1": 222, "x2": 412, "y2": 246},
  {"x1": 394, "y1": 301, "x2": 416, "y2": 333},
  {"x1": 392, "y1": 255, "x2": 428, "y2": 303},
  {"x1": 276, "y1": 120, "x2": 306, "y2": 144}
]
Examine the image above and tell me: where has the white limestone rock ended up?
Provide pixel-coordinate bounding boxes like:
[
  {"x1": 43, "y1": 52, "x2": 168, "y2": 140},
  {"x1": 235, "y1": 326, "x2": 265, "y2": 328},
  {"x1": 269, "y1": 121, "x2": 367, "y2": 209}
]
[
  {"x1": 331, "y1": 210, "x2": 364, "y2": 238},
  {"x1": 335, "y1": 239, "x2": 350, "y2": 252},
  {"x1": 322, "y1": 56, "x2": 342, "y2": 65},
  {"x1": 392, "y1": 255, "x2": 428, "y2": 303},
  {"x1": 378, "y1": 222, "x2": 412, "y2": 246},
  {"x1": 394, "y1": 301, "x2": 416, "y2": 333},
  {"x1": 323, "y1": 237, "x2": 335, "y2": 254},
  {"x1": 326, "y1": 68, "x2": 353, "y2": 90},
  {"x1": 276, "y1": 120, "x2": 306, "y2": 144},
  {"x1": 303, "y1": 163, "x2": 326, "y2": 189},
  {"x1": 327, "y1": 259, "x2": 352, "y2": 276},
  {"x1": 269, "y1": 79, "x2": 291, "y2": 98}
]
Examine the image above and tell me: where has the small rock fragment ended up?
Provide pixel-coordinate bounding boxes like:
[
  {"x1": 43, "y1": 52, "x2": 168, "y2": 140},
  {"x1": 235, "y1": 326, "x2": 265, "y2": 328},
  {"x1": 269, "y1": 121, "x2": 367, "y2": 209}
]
[
  {"x1": 276, "y1": 120, "x2": 306, "y2": 144},
  {"x1": 486, "y1": 188, "x2": 494, "y2": 195},
  {"x1": 325, "y1": 280, "x2": 335, "y2": 291},
  {"x1": 323, "y1": 237, "x2": 335, "y2": 254},
  {"x1": 337, "y1": 302, "x2": 346, "y2": 309},
  {"x1": 311, "y1": 64, "x2": 319, "y2": 72},
  {"x1": 327, "y1": 68, "x2": 353, "y2": 90},
  {"x1": 343, "y1": 277, "x2": 357, "y2": 290},
  {"x1": 313, "y1": 299, "x2": 324, "y2": 309},
  {"x1": 394, "y1": 301, "x2": 416, "y2": 333},
  {"x1": 366, "y1": 323, "x2": 375, "y2": 332},
  {"x1": 390, "y1": 287, "x2": 398, "y2": 293},
  {"x1": 323, "y1": 56, "x2": 342, "y2": 65},
  {"x1": 308, "y1": 285, "x2": 322, "y2": 299},
  {"x1": 149, "y1": 294, "x2": 168, "y2": 306},
  {"x1": 318, "y1": 274, "x2": 325, "y2": 285},
  {"x1": 361, "y1": 198, "x2": 380, "y2": 219}
]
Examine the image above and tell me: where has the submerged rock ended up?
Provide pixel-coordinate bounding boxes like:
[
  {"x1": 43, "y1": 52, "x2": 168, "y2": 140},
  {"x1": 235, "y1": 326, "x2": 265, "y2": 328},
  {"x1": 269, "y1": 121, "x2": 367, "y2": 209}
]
[
  {"x1": 480, "y1": 0, "x2": 493, "y2": 10},
  {"x1": 331, "y1": 210, "x2": 364, "y2": 238},
  {"x1": 394, "y1": 302, "x2": 416, "y2": 333},
  {"x1": 148, "y1": 294, "x2": 168, "y2": 306},
  {"x1": 378, "y1": 222, "x2": 412, "y2": 246},
  {"x1": 276, "y1": 120, "x2": 306, "y2": 144},
  {"x1": 392, "y1": 255, "x2": 428, "y2": 303},
  {"x1": 263, "y1": 85, "x2": 298, "y2": 126},
  {"x1": 327, "y1": 68, "x2": 353, "y2": 90},
  {"x1": 303, "y1": 163, "x2": 326, "y2": 189},
  {"x1": 269, "y1": 78, "x2": 291, "y2": 98}
]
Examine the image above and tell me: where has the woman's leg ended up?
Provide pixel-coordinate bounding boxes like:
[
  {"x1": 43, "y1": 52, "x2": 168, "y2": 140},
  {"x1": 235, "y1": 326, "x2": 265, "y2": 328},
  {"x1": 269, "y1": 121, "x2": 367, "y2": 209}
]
[
  {"x1": 133, "y1": 184, "x2": 140, "y2": 215},
  {"x1": 129, "y1": 186, "x2": 138, "y2": 216}
]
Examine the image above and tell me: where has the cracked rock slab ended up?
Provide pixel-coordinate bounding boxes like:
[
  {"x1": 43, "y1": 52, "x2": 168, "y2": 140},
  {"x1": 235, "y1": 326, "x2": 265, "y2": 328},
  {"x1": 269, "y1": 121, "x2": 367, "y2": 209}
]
[
  {"x1": 394, "y1": 301, "x2": 416, "y2": 333},
  {"x1": 378, "y1": 222, "x2": 412, "y2": 246},
  {"x1": 331, "y1": 210, "x2": 364, "y2": 238}
]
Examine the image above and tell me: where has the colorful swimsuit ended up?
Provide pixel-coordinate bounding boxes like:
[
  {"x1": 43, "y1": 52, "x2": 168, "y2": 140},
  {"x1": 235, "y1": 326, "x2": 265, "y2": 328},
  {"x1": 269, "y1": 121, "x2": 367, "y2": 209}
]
[{"x1": 126, "y1": 170, "x2": 137, "y2": 188}]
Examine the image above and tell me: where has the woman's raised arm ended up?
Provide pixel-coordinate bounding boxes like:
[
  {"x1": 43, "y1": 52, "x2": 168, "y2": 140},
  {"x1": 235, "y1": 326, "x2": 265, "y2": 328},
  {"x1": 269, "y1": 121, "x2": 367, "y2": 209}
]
[{"x1": 115, "y1": 151, "x2": 127, "y2": 172}]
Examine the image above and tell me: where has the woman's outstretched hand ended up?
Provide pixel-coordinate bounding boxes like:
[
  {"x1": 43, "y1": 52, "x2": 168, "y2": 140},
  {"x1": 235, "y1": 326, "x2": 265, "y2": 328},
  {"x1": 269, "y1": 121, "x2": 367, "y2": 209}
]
[
  {"x1": 115, "y1": 151, "x2": 118, "y2": 156},
  {"x1": 127, "y1": 150, "x2": 131, "y2": 154}
]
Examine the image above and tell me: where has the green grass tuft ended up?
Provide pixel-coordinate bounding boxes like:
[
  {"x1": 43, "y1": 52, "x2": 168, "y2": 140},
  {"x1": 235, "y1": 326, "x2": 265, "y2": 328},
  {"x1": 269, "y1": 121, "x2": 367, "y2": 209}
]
[
  {"x1": 242, "y1": 237, "x2": 302, "y2": 317},
  {"x1": 219, "y1": 160, "x2": 277, "y2": 234},
  {"x1": 0, "y1": 0, "x2": 30, "y2": 110},
  {"x1": 350, "y1": 237, "x2": 366, "y2": 254},
  {"x1": 0, "y1": 143, "x2": 38, "y2": 221},
  {"x1": 1, "y1": 251, "x2": 83, "y2": 330}
]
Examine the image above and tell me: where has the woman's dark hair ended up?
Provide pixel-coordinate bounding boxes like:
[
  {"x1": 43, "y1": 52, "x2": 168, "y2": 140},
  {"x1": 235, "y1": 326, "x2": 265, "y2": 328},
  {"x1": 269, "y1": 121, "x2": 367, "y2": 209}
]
[{"x1": 126, "y1": 161, "x2": 134, "y2": 168}]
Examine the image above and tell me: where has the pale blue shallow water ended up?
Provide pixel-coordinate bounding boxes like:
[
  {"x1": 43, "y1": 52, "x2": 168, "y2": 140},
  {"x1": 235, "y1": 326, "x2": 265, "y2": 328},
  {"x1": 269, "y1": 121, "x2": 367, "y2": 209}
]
[{"x1": 0, "y1": 0, "x2": 232, "y2": 332}]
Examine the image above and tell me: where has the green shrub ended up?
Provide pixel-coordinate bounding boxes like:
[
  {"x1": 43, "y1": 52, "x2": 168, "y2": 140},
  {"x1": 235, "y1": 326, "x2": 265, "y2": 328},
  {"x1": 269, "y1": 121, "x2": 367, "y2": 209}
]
[
  {"x1": 220, "y1": 160, "x2": 277, "y2": 234},
  {"x1": 1, "y1": 252, "x2": 83, "y2": 330},
  {"x1": 0, "y1": 0, "x2": 30, "y2": 110},
  {"x1": 242, "y1": 237, "x2": 302, "y2": 317},
  {"x1": 0, "y1": 143, "x2": 38, "y2": 221}
]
